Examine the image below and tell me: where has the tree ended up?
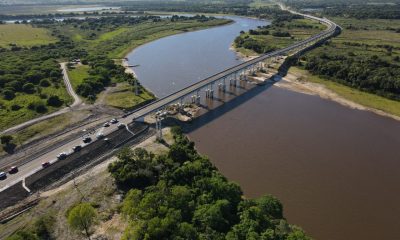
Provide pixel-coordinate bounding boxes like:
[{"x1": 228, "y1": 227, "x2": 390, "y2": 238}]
[
  {"x1": 22, "y1": 83, "x2": 35, "y2": 94},
  {"x1": 3, "y1": 89, "x2": 15, "y2": 100},
  {"x1": 47, "y1": 95, "x2": 63, "y2": 107},
  {"x1": 0, "y1": 135, "x2": 13, "y2": 145},
  {"x1": 67, "y1": 203, "x2": 97, "y2": 240},
  {"x1": 39, "y1": 79, "x2": 51, "y2": 87}
]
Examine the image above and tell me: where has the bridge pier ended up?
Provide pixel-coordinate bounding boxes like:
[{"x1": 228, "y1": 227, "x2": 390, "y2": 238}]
[
  {"x1": 155, "y1": 115, "x2": 163, "y2": 140},
  {"x1": 196, "y1": 90, "x2": 201, "y2": 105}
]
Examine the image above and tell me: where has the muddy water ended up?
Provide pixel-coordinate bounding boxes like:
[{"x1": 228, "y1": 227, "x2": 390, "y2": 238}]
[{"x1": 128, "y1": 16, "x2": 400, "y2": 240}]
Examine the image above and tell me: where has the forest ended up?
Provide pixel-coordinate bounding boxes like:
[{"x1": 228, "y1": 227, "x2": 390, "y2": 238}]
[
  {"x1": 301, "y1": 50, "x2": 400, "y2": 100},
  {"x1": 108, "y1": 127, "x2": 310, "y2": 240}
]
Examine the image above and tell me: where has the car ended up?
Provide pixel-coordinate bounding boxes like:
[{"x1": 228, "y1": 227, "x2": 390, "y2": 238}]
[
  {"x1": 103, "y1": 122, "x2": 110, "y2": 127},
  {"x1": 42, "y1": 162, "x2": 51, "y2": 168},
  {"x1": 83, "y1": 136, "x2": 92, "y2": 143},
  {"x1": 96, "y1": 133, "x2": 104, "y2": 139},
  {"x1": 0, "y1": 172, "x2": 6, "y2": 179},
  {"x1": 110, "y1": 118, "x2": 118, "y2": 124},
  {"x1": 57, "y1": 152, "x2": 67, "y2": 160},
  {"x1": 72, "y1": 145, "x2": 82, "y2": 152},
  {"x1": 117, "y1": 123, "x2": 125, "y2": 129},
  {"x1": 8, "y1": 166, "x2": 18, "y2": 174}
]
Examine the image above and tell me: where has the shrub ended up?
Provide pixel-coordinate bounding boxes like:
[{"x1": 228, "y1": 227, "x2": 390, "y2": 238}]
[
  {"x1": 3, "y1": 89, "x2": 15, "y2": 100},
  {"x1": 11, "y1": 104, "x2": 22, "y2": 111},
  {"x1": 39, "y1": 79, "x2": 51, "y2": 87},
  {"x1": 22, "y1": 83, "x2": 35, "y2": 94},
  {"x1": 47, "y1": 95, "x2": 63, "y2": 107}
]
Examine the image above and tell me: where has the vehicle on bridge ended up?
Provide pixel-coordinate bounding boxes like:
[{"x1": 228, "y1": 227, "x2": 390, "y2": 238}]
[
  {"x1": 72, "y1": 145, "x2": 82, "y2": 152},
  {"x1": 0, "y1": 172, "x2": 6, "y2": 180},
  {"x1": 8, "y1": 166, "x2": 18, "y2": 174},
  {"x1": 42, "y1": 162, "x2": 51, "y2": 168},
  {"x1": 96, "y1": 133, "x2": 105, "y2": 139},
  {"x1": 57, "y1": 152, "x2": 67, "y2": 160},
  {"x1": 83, "y1": 136, "x2": 92, "y2": 143}
]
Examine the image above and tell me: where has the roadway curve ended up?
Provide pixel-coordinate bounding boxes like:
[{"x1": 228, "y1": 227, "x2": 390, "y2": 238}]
[
  {"x1": 0, "y1": 63, "x2": 83, "y2": 135},
  {"x1": 0, "y1": 7, "x2": 339, "y2": 192}
]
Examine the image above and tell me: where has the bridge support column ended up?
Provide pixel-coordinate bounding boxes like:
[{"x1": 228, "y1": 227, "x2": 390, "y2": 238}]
[
  {"x1": 196, "y1": 90, "x2": 201, "y2": 105},
  {"x1": 210, "y1": 83, "x2": 214, "y2": 99},
  {"x1": 155, "y1": 116, "x2": 163, "y2": 141}
]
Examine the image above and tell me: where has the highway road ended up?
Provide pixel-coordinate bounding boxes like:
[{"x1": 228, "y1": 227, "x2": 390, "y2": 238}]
[
  {"x1": 0, "y1": 5, "x2": 338, "y2": 192},
  {"x1": 0, "y1": 119, "x2": 130, "y2": 191}
]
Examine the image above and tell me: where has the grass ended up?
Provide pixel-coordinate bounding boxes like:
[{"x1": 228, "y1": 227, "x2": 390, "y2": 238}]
[
  {"x1": 290, "y1": 67, "x2": 400, "y2": 117},
  {"x1": 101, "y1": 83, "x2": 154, "y2": 110},
  {"x1": 0, "y1": 85, "x2": 73, "y2": 131},
  {"x1": 0, "y1": 24, "x2": 57, "y2": 48},
  {"x1": 0, "y1": 110, "x2": 89, "y2": 155},
  {"x1": 250, "y1": 0, "x2": 276, "y2": 8},
  {"x1": 312, "y1": 17, "x2": 400, "y2": 62},
  {"x1": 84, "y1": 19, "x2": 232, "y2": 58},
  {"x1": 67, "y1": 64, "x2": 91, "y2": 90}
]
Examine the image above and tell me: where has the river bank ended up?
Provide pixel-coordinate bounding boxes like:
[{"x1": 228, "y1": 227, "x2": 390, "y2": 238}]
[
  {"x1": 278, "y1": 67, "x2": 400, "y2": 121},
  {"x1": 230, "y1": 43, "x2": 400, "y2": 122}
]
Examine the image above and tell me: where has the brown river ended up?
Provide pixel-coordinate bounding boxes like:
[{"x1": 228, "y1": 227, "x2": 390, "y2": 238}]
[{"x1": 127, "y1": 16, "x2": 400, "y2": 240}]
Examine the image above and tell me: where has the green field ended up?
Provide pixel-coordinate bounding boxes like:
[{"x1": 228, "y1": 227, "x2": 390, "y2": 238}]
[
  {"x1": 67, "y1": 64, "x2": 90, "y2": 90},
  {"x1": 0, "y1": 85, "x2": 73, "y2": 131},
  {"x1": 100, "y1": 83, "x2": 154, "y2": 110},
  {"x1": 290, "y1": 67, "x2": 400, "y2": 117},
  {"x1": 0, "y1": 110, "x2": 89, "y2": 155},
  {"x1": 0, "y1": 24, "x2": 57, "y2": 48}
]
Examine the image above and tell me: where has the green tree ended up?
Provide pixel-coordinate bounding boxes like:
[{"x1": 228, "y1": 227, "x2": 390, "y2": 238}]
[
  {"x1": 47, "y1": 95, "x2": 63, "y2": 107},
  {"x1": 0, "y1": 135, "x2": 13, "y2": 145},
  {"x1": 5, "y1": 230, "x2": 38, "y2": 240},
  {"x1": 3, "y1": 89, "x2": 15, "y2": 100},
  {"x1": 22, "y1": 83, "x2": 35, "y2": 94},
  {"x1": 67, "y1": 203, "x2": 97, "y2": 240}
]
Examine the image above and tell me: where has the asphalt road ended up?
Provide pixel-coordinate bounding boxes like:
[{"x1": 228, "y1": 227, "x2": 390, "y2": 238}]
[{"x1": 0, "y1": 119, "x2": 129, "y2": 191}]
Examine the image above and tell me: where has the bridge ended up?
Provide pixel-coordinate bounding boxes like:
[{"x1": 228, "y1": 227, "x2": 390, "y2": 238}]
[
  {"x1": 127, "y1": 10, "x2": 340, "y2": 138},
  {"x1": 0, "y1": 6, "x2": 339, "y2": 193}
]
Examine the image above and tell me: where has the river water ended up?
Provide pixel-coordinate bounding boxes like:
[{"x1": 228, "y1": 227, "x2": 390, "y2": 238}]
[{"x1": 127, "y1": 16, "x2": 400, "y2": 240}]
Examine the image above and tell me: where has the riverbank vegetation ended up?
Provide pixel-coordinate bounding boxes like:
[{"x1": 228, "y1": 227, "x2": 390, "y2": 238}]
[
  {"x1": 234, "y1": 17, "x2": 324, "y2": 55},
  {"x1": 109, "y1": 127, "x2": 310, "y2": 240},
  {"x1": 2, "y1": 127, "x2": 310, "y2": 240}
]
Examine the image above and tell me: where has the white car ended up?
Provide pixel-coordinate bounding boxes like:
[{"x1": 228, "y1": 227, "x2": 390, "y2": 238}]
[
  {"x1": 96, "y1": 133, "x2": 104, "y2": 139},
  {"x1": 110, "y1": 118, "x2": 118, "y2": 124},
  {"x1": 117, "y1": 123, "x2": 125, "y2": 129}
]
